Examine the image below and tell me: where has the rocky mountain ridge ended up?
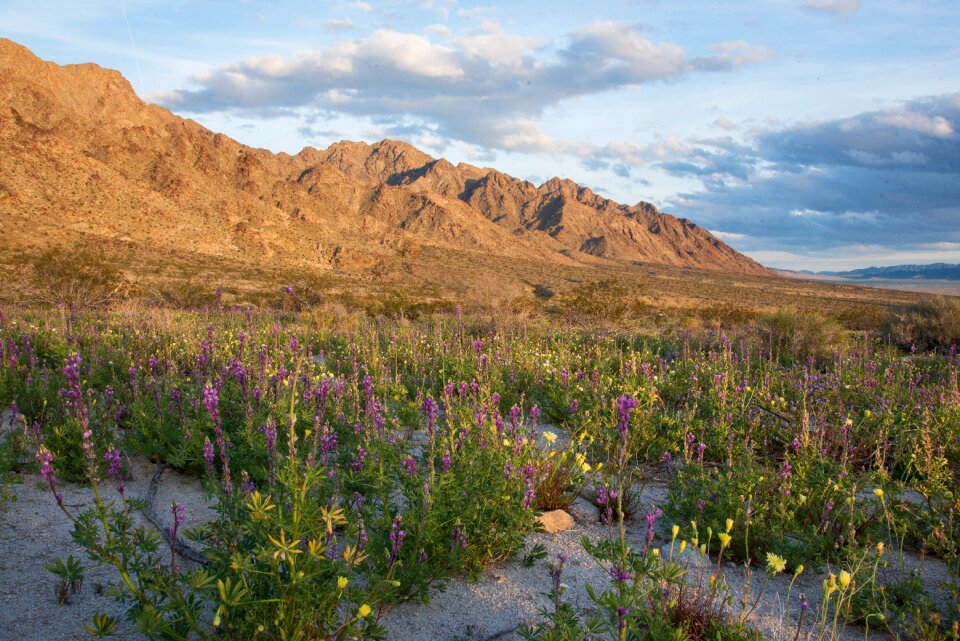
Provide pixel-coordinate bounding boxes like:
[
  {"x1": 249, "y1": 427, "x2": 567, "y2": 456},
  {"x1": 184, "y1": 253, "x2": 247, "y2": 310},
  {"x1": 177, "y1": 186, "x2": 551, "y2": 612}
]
[{"x1": 0, "y1": 38, "x2": 769, "y2": 279}]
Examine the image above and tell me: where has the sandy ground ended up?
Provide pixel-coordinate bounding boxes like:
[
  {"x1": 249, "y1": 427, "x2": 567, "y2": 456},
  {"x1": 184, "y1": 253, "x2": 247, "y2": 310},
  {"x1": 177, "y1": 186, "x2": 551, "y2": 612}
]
[{"x1": 1, "y1": 416, "x2": 956, "y2": 641}]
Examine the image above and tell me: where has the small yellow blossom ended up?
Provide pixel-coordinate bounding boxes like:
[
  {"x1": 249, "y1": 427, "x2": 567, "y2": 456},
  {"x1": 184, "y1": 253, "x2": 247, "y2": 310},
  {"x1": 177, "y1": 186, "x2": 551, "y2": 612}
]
[
  {"x1": 876, "y1": 542, "x2": 885, "y2": 555},
  {"x1": 671, "y1": 524, "x2": 680, "y2": 540},
  {"x1": 873, "y1": 488, "x2": 884, "y2": 500},
  {"x1": 357, "y1": 604, "x2": 372, "y2": 618},
  {"x1": 725, "y1": 518, "x2": 734, "y2": 533},
  {"x1": 543, "y1": 431, "x2": 558, "y2": 444},
  {"x1": 839, "y1": 570, "x2": 852, "y2": 589},
  {"x1": 337, "y1": 576, "x2": 348, "y2": 590},
  {"x1": 766, "y1": 552, "x2": 787, "y2": 574},
  {"x1": 718, "y1": 533, "x2": 732, "y2": 547}
]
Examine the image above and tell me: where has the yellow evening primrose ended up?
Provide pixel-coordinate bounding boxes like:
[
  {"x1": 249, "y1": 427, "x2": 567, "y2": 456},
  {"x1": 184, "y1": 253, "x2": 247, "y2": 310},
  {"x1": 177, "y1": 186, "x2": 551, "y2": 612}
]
[{"x1": 766, "y1": 552, "x2": 787, "y2": 574}]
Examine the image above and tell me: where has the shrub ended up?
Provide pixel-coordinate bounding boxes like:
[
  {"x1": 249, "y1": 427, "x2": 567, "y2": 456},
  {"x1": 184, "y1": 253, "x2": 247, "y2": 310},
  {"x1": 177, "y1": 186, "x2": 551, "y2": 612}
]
[
  {"x1": 25, "y1": 247, "x2": 127, "y2": 333},
  {"x1": 885, "y1": 297, "x2": 960, "y2": 352},
  {"x1": 759, "y1": 307, "x2": 845, "y2": 360}
]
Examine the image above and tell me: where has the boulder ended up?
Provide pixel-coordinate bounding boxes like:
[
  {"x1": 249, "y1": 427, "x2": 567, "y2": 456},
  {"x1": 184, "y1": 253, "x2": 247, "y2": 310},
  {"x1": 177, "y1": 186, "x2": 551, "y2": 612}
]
[{"x1": 537, "y1": 509, "x2": 575, "y2": 533}]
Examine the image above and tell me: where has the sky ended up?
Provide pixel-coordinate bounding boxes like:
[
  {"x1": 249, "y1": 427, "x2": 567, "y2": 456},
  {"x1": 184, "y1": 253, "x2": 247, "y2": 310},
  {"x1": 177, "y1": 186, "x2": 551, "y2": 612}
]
[{"x1": 3, "y1": 0, "x2": 959, "y2": 271}]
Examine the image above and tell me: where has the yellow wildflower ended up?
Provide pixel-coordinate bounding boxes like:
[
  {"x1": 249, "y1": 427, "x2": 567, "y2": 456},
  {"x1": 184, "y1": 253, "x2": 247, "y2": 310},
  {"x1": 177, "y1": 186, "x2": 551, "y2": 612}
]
[
  {"x1": 357, "y1": 604, "x2": 372, "y2": 618},
  {"x1": 839, "y1": 570, "x2": 852, "y2": 589},
  {"x1": 766, "y1": 552, "x2": 787, "y2": 574}
]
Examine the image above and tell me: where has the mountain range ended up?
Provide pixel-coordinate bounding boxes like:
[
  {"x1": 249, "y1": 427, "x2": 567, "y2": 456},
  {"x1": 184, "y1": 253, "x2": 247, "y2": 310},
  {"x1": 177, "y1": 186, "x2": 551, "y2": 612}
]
[
  {"x1": 798, "y1": 264, "x2": 960, "y2": 281},
  {"x1": 0, "y1": 38, "x2": 768, "y2": 289}
]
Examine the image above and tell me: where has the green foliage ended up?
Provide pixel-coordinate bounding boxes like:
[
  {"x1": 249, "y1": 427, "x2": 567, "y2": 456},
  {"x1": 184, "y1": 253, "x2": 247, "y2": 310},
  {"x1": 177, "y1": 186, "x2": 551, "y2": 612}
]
[{"x1": 46, "y1": 554, "x2": 86, "y2": 604}]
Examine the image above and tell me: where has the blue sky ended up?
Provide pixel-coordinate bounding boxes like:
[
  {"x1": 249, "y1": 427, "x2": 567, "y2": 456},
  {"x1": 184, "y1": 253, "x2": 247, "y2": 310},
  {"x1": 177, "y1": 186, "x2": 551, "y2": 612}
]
[{"x1": 3, "y1": 0, "x2": 959, "y2": 270}]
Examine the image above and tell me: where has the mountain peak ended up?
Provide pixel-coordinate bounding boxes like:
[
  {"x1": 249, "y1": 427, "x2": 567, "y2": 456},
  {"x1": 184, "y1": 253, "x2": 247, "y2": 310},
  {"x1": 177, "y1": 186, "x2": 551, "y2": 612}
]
[{"x1": 0, "y1": 39, "x2": 770, "y2": 279}]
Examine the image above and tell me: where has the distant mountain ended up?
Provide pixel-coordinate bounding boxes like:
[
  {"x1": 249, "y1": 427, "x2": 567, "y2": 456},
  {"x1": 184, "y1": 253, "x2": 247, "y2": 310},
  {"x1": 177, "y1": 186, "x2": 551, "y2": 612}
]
[
  {"x1": 0, "y1": 38, "x2": 769, "y2": 280},
  {"x1": 814, "y1": 264, "x2": 960, "y2": 280}
]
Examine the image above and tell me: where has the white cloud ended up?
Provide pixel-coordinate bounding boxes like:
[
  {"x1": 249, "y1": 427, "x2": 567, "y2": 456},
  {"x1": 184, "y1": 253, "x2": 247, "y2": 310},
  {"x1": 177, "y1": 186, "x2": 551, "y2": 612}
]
[
  {"x1": 710, "y1": 230, "x2": 746, "y2": 241},
  {"x1": 874, "y1": 110, "x2": 954, "y2": 138},
  {"x1": 800, "y1": 0, "x2": 861, "y2": 16},
  {"x1": 159, "y1": 22, "x2": 773, "y2": 155},
  {"x1": 455, "y1": 21, "x2": 539, "y2": 67}
]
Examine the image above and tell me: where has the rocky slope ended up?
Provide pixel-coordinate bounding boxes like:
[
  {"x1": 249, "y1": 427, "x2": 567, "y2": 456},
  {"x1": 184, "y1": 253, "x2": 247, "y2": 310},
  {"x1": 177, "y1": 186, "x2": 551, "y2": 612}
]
[{"x1": 0, "y1": 39, "x2": 769, "y2": 277}]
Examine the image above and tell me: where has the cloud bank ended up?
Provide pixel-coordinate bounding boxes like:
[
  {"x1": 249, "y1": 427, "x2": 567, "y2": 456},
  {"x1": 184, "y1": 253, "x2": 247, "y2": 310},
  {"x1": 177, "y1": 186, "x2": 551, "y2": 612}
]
[
  {"x1": 670, "y1": 93, "x2": 960, "y2": 265},
  {"x1": 157, "y1": 21, "x2": 772, "y2": 155}
]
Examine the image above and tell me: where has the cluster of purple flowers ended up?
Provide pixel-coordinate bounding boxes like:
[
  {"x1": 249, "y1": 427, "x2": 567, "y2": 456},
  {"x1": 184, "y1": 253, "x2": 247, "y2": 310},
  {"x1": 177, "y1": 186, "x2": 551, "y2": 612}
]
[{"x1": 388, "y1": 515, "x2": 406, "y2": 563}]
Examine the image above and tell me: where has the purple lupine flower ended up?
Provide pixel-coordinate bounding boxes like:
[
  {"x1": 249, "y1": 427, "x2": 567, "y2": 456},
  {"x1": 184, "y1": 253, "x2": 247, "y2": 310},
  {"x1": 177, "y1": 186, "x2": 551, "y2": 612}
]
[
  {"x1": 258, "y1": 418, "x2": 278, "y2": 484},
  {"x1": 779, "y1": 460, "x2": 793, "y2": 479},
  {"x1": 523, "y1": 480, "x2": 535, "y2": 509},
  {"x1": 451, "y1": 521, "x2": 468, "y2": 550},
  {"x1": 319, "y1": 424, "x2": 338, "y2": 465},
  {"x1": 37, "y1": 447, "x2": 56, "y2": 484},
  {"x1": 202, "y1": 385, "x2": 232, "y2": 494},
  {"x1": 103, "y1": 448, "x2": 124, "y2": 495},
  {"x1": 403, "y1": 456, "x2": 418, "y2": 476},
  {"x1": 609, "y1": 562, "x2": 632, "y2": 583},
  {"x1": 62, "y1": 354, "x2": 88, "y2": 428},
  {"x1": 351, "y1": 447, "x2": 368, "y2": 472},
  {"x1": 172, "y1": 501, "x2": 186, "y2": 528},
  {"x1": 421, "y1": 397, "x2": 439, "y2": 437},
  {"x1": 388, "y1": 515, "x2": 406, "y2": 562},
  {"x1": 617, "y1": 394, "x2": 637, "y2": 437},
  {"x1": 202, "y1": 437, "x2": 215, "y2": 478},
  {"x1": 645, "y1": 507, "x2": 664, "y2": 549},
  {"x1": 440, "y1": 454, "x2": 451, "y2": 473}
]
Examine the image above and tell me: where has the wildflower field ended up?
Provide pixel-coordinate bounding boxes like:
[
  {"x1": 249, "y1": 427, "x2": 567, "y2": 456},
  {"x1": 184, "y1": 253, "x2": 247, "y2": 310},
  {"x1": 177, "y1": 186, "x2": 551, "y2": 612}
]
[{"x1": 1, "y1": 304, "x2": 958, "y2": 641}]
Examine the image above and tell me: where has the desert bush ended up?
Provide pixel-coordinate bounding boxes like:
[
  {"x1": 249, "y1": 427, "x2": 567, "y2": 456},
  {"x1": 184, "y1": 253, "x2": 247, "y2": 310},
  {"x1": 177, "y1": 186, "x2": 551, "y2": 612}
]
[
  {"x1": 553, "y1": 279, "x2": 643, "y2": 325},
  {"x1": 759, "y1": 307, "x2": 845, "y2": 360},
  {"x1": 885, "y1": 297, "x2": 960, "y2": 352},
  {"x1": 25, "y1": 247, "x2": 127, "y2": 333},
  {"x1": 152, "y1": 281, "x2": 218, "y2": 308}
]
